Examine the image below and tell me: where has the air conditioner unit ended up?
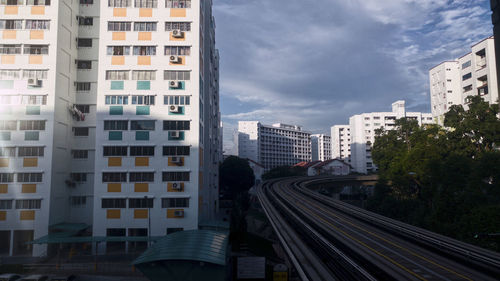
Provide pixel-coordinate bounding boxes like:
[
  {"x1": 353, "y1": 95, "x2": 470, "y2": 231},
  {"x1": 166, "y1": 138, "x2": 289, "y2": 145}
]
[
  {"x1": 171, "y1": 182, "x2": 183, "y2": 190},
  {"x1": 169, "y1": 130, "x2": 180, "y2": 139},
  {"x1": 169, "y1": 105, "x2": 180, "y2": 113},
  {"x1": 172, "y1": 29, "x2": 184, "y2": 38},
  {"x1": 169, "y1": 80, "x2": 180, "y2": 88},
  {"x1": 174, "y1": 210, "x2": 184, "y2": 217},
  {"x1": 171, "y1": 156, "x2": 182, "y2": 165},
  {"x1": 169, "y1": 55, "x2": 180, "y2": 63},
  {"x1": 27, "y1": 78, "x2": 42, "y2": 87}
]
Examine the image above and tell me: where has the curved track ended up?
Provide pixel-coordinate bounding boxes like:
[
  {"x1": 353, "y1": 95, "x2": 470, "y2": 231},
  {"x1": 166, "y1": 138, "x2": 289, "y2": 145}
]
[{"x1": 257, "y1": 177, "x2": 500, "y2": 281}]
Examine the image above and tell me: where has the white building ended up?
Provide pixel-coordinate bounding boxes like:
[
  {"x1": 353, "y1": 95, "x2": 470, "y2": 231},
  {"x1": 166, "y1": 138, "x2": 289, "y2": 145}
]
[
  {"x1": 311, "y1": 134, "x2": 331, "y2": 161},
  {"x1": 349, "y1": 101, "x2": 433, "y2": 174},
  {"x1": 430, "y1": 37, "x2": 498, "y2": 125},
  {"x1": 238, "y1": 122, "x2": 311, "y2": 170},
  {"x1": 330, "y1": 125, "x2": 350, "y2": 163},
  {"x1": 0, "y1": 0, "x2": 221, "y2": 257}
]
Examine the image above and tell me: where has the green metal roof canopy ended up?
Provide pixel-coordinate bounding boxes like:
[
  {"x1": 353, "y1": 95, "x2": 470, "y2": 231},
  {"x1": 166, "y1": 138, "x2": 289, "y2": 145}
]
[{"x1": 133, "y1": 230, "x2": 229, "y2": 266}]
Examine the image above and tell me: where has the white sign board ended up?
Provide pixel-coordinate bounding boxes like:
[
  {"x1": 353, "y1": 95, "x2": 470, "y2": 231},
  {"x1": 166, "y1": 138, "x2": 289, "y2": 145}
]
[{"x1": 237, "y1": 256, "x2": 266, "y2": 279}]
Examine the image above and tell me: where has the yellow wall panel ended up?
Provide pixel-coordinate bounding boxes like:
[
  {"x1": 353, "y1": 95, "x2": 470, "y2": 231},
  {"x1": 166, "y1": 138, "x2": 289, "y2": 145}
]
[
  {"x1": 30, "y1": 30, "x2": 44, "y2": 40},
  {"x1": 137, "y1": 56, "x2": 151, "y2": 65},
  {"x1": 113, "y1": 8, "x2": 127, "y2": 17},
  {"x1": 29, "y1": 55, "x2": 43, "y2": 64},
  {"x1": 0, "y1": 158, "x2": 9, "y2": 167},
  {"x1": 20, "y1": 210, "x2": 35, "y2": 221},
  {"x1": 23, "y1": 158, "x2": 38, "y2": 167},
  {"x1": 169, "y1": 32, "x2": 185, "y2": 41},
  {"x1": 108, "y1": 157, "x2": 122, "y2": 167},
  {"x1": 111, "y1": 56, "x2": 125, "y2": 65},
  {"x1": 168, "y1": 157, "x2": 184, "y2": 167},
  {"x1": 31, "y1": 6, "x2": 45, "y2": 15},
  {"x1": 0, "y1": 184, "x2": 7, "y2": 194},
  {"x1": 4, "y1": 6, "x2": 18, "y2": 15},
  {"x1": 134, "y1": 183, "x2": 149, "y2": 192},
  {"x1": 107, "y1": 209, "x2": 121, "y2": 219},
  {"x1": 134, "y1": 209, "x2": 148, "y2": 219},
  {"x1": 170, "y1": 8, "x2": 186, "y2": 17},
  {"x1": 0, "y1": 211, "x2": 5, "y2": 221},
  {"x1": 139, "y1": 8, "x2": 152, "y2": 17},
  {"x1": 112, "y1": 32, "x2": 126, "y2": 40},
  {"x1": 107, "y1": 183, "x2": 121, "y2": 192},
  {"x1": 138, "y1": 32, "x2": 152, "y2": 41},
  {"x1": 169, "y1": 56, "x2": 185, "y2": 65},
  {"x1": 167, "y1": 182, "x2": 184, "y2": 192},
  {"x1": 2, "y1": 30, "x2": 16, "y2": 40},
  {"x1": 167, "y1": 209, "x2": 184, "y2": 218},
  {"x1": 22, "y1": 184, "x2": 36, "y2": 193},
  {"x1": 1, "y1": 55, "x2": 15, "y2": 64},
  {"x1": 135, "y1": 157, "x2": 149, "y2": 167}
]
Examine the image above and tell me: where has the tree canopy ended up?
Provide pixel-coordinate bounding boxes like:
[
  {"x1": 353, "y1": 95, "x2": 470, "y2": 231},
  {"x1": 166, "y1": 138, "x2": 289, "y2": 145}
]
[{"x1": 219, "y1": 156, "x2": 255, "y2": 199}]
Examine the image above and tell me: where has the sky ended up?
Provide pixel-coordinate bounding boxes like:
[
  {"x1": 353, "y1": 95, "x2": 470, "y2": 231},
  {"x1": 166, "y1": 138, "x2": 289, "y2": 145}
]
[{"x1": 213, "y1": 0, "x2": 493, "y2": 154}]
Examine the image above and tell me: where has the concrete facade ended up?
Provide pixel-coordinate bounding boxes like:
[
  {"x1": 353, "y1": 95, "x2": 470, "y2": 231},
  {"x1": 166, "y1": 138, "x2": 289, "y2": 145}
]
[
  {"x1": 311, "y1": 134, "x2": 331, "y2": 162},
  {"x1": 330, "y1": 125, "x2": 350, "y2": 164}
]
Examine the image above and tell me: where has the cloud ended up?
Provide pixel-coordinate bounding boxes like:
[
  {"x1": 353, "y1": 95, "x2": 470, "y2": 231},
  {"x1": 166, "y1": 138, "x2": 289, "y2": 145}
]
[{"x1": 214, "y1": 0, "x2": 492, "y2": 152}]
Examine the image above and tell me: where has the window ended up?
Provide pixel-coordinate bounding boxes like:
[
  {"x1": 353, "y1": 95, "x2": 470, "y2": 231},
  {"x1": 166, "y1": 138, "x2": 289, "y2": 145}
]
[
  {"x1": 165, "y1": 0, "x2": 190, "y2": 8},
  {"x1": 75, "y1": 105, "x2": 90, "y2": 114},
  {"x1": 129, "y1": 172, "x2": 154, "y2": 182},
  {"x1": 77, "y1": 38, "x2": 92, "y2": 48},
  {"x1": 134, "y1": 22, "x2": 157, "y2": 31},
  {"x1": 164, "y1": 95, "x2": 190, "y2": 105},
  {"x1": 164, "y1": 71, "x2": 190, "y2": 80},
  {"x1": 131, "y1": 70, "x2": 156, "y2": 80},
  {"x1": 105, "y1": 95, "x2": 129, "y2": 104},
  {"x1": 108, "y1": 0, "x2": 130, "y2": 7},
  {"x1": 167, "y1": 227, "x2": 183, "y2": 234},
  {"x1": 0, "y1": 147, "x2": 16, "y2": 157},
  {"x1": 103, "y1": 146, "x2": 127, "y2": 156},
  {"x1": 71, "y1": 150, "x2": 88, "y2": 159},
  {"x1": 23, "y1": 70, "x2": 48, "y2": 80},
  {"x1": 70, "y1": 196, "x2": 86, "y2": 206},
  {"x1": 76, "y1": 82, "x2": 91, "y2": 92},
  {"x1": 106, "y1": 70, "x2": 130, "y2": 80},
  {"x1": 19, "y1": 120, "x2": 45, "y2": 130},
  {"x1": 462, "y1": 73, "x2": 472, "y2": 81},
  {"x1": 26, "y1": 0, "x2": 50, "y2": 5},
  {"x1": 463, "y1": 85, "x2": 472, "y2": 92},
  {"x1": 163, "y1": 120, "x2": 190, "y2": 130},
  {"x1": 15, "y1": 199, "x2": 41, "y2": 209},
  {"x1": 162, "y1": 146, "x2": 189, "y2": 156},
  {"x1": 106, "y1": 46, "x2": 130, "y2": 56},
  {"x1": 108, "y1": 22, "x2": 131, "y2": 31},
  {"x1": 128, "y1": 198, "x2": 153, "y2": 208},
  {"x1": 135, "y1": 0, "x2": 157, "y2": 7},
  {"x1": 102, "y1": 172, "x2": 127, "y2": 182},
  {"x1": 2, "y1": 0, "x2": 22, "y2": 4},
  {"x1": 0, "y1": 69, "x2": 20, "y2": 79},
  {"x1": 20, "y1": 95, "x2": 47, "y2": 105},
  {"x1": 0, "y1": 200, "x2": 12, "y2": 210},
  {"x1": 17, "y1": 173, "x2": 43, "y2": 183},
  {"x1": 165, "y1": 22, "x2": 191, "y2": 31},
  {"x1": 130, "y1": 146, "x2": 154, "y2": 156},
  {"x1": 0, "y1": 173, "x2": 14, "y2": 183},
  {"x1": 101, "y1": 198, "x2": 126, "y2": 208},
  {"x1": 73, "y1": 127, "x2": 89, "y2": 136},
  {"x1": 164, "y1": 46, "x2": 191, "y2": 56},
  {"x1": 0, "y1": 44, "x2": 21, "y2": 54},
  {"x1": 70, "y1": 173, "x2": 87, "y2": 182},
  {"x1": 132, "y1": 46, "x2": 156, "y2": 56},
  {"x1": 162, "y1": 198, "x2": 189, "y2": 208},
  {"x1": 78, "y1": 17, "x2": 93, "y2": 26},
  {"x1": 104, "y1": 120, "x2": 128, "y2": 130},
  {"x1": 0, "y1": 20, "x2": 23, "y2": 30},
  {"x1": 23, "y1": 45, "x2": 49, "y2": 55},
  {"x1": 77, "y1": 60, "x2": 92, "y2": 70},
  {"x1": 25, "y1": 20, "x2": 50, "y2": 30},
  {"x1": 131, "y1": 120, "x2": 155, "y2": 130},
  {"x1": 162, "y1": 172, "x2": 189, "y2": 181},
  {"x1": 0, "y1": 120, "x2": 16, "y2": 130},
  {"x1": 18, "y1": 147, "x2": 44, "y2": 157},
  {"x1": 131, "y1": 95, "x2": 155, "y2": 105}
]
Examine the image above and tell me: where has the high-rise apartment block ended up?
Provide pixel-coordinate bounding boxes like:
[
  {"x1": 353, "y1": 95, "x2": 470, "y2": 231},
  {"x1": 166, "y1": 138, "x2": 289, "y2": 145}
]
[
  {"x1": 237, "y1": 122, "x2": 311, "y2": 170},
  {"x1": 311, "y1": 134, "x2": 331, "y2": 161},
  {"x1": 0, "y1": 0, "x2": 221, "y2": 257},
  {"x1": 430, "y1": 37, "x2": 498, "y2": 125},
  {"x1": 330, "y1": 125, "x2": 350, "y2": 163}
]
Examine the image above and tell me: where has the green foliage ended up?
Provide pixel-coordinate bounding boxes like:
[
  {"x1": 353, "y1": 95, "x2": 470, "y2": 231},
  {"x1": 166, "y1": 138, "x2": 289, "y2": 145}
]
[
  {"x1": 219, "y1": 156, "x2": 255, "y2": 199},
  {"x1": 369, "y1": 97, "x2": 500, "y2": 251},
  {"x1": 262, "y1": 165, "x2": 306, "y2": 180}
]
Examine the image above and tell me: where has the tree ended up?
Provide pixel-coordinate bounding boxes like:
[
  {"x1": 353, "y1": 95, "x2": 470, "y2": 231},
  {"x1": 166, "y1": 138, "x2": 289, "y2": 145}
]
[
  {"x1": 262, "y1": 165, "x2": 306, "y2": 180},
  {"x1": 219, "y1": 156, "x2": 255, "y2": 200}
]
